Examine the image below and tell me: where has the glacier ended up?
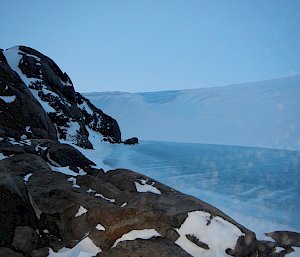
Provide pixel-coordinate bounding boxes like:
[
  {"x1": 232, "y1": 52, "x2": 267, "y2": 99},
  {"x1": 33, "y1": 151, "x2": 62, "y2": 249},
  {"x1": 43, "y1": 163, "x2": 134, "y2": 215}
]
[{"x1": 84, "y1": 75, "x2": 300, "y2": 151}]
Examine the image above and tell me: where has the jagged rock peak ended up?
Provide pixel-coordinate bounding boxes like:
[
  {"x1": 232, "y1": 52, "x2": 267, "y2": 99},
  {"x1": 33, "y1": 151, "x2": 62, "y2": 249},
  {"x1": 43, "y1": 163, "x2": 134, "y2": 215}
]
[{"x1": 1, "y1": 46, "x2": 122, "y2": 148}]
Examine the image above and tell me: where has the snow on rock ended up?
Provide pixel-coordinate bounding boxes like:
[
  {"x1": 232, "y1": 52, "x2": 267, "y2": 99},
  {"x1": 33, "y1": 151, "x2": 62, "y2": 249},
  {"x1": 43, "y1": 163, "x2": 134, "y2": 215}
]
[
  {"x1": 75, "y1": 206, "x2": 88, "y2": 217},
  {"x1": 95, "y1": 193, "x2": 116, "y2": 203},
  {"x1": 23, "y1": 173, "x2": 33, "y2": 183},
  {"x1": 48, "y1": 237, "x2": 101, "y2": 257},
  {"x1": 3, "y1": 47, "x2": 57, "y2": 113},
  {"x1": 67, "y1": 177, "x2": 80, "y2": 188},
  {"x1": 134, "y1": 179, "x2": 161, "y2": 194},
  {"x1": 77, "y1": 100, "x2": 94, "y2": 115},
  {"x1": 120, "y1": 202, "x2": 127, "y2": 207},
  {"x1": 8, "y1": 137, "x2": 31, "y2": 146},
  {"x1": 288, "y1": 247, "x2": 300, "y2": 257},
  {"x1": 112, "y1": 229, "x2": 161, "y2": 248},
  {"x1": 175, "y1": 211, "x2": 244, "y2": 257},
  {"x1": 0, "y1": 95, "x2": 16, "y2": 103},
  {"x1": 0, "y1": 153, "x2": 7, "y2": 160},
  {"x1": 64, "y1": 121, "x2": 82, "y2": 143},
  {"x1": 50, "y1": 165, "x2": 79, "y2": 177},
  {"x1": 95, "y1": 224, "x2": 106, "y2": 231},
  {"x1": 3, "y1": 46, "x2": 121, "y2": 148}
]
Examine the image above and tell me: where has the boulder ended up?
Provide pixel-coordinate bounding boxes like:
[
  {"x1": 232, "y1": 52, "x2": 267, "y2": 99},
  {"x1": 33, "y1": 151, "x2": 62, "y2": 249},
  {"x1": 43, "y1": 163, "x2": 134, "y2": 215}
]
[
  {"x1": 265, "y1": 231, "x2": 300, "y2": 247},
  {"x1": 0, "y1": 247, "x2": 24, "y2": 257},
  {"x1": 97, "y1": 237, "x2": 192, "y2": 257},
  {"x1": 12, "y1": 226, "x2": 39, "y2": 254},
  {"x1": 124, "y1": 137, "x2": 139, "y2": 145},
  {"x1": 47, "y1": 142, "x2": 95, "y2": 168}
]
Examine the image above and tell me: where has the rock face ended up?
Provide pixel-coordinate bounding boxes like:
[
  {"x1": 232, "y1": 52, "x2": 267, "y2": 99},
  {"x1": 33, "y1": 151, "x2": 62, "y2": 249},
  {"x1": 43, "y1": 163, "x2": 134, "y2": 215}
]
[
  {"x1": 0, "y1": 46, "x2": 298, "y2": 257},
  {"x1": 1, "y1": 46, "x2": 121, "y2": 147}
]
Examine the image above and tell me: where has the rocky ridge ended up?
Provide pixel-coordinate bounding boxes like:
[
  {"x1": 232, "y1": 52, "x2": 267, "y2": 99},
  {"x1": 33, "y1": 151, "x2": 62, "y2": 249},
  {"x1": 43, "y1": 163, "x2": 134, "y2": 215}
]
[{"x1": 0, "y1": 46, "x2": 299, "y2": 257}]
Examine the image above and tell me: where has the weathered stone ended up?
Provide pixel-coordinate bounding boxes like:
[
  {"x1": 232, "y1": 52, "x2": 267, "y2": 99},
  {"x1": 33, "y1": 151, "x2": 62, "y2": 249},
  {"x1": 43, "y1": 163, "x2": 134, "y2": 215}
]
[
  {"x1": 265, "y1": 231, "x2": 300, "y2": 247},
  {"x1": 48, "y1": 142, "x2": 95, "y2": 168},
  {"x1": 12, "y1": 226, "x2": 39, "y2": 253},
  {"x1": 0, "y1": 247, "x2": 25, "y2": 257},
  {"x1": 186, "y1": 234, "x2": 209, "y2": 249},
  {"x1": 0, "y1": 163, "x2": 38, "y2": 246},
  {"x1": 2, "y1": 145, "x2": 25, "y2": 155},
  {"x1": 29, "y1": 247, "x2": 49, "y2": 257},
  {"x1": 97, "y1": 237, "x2": 192, "y2": 257}
]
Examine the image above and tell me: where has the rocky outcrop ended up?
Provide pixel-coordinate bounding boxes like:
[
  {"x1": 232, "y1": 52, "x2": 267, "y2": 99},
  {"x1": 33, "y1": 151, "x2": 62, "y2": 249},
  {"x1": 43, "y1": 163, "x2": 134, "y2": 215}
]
[
  {"x1": 0, "y1": 46, "x2": 298, "y2": 257},
  {"x1": 0, "y1": 49, "x2": 57, "y2": 141},
  {"x1": 0, "y1": 148, "x2": 258, "y2": 256},
  {"x1": 1, "y1": 46, "x2": 122, "y2": 148}
]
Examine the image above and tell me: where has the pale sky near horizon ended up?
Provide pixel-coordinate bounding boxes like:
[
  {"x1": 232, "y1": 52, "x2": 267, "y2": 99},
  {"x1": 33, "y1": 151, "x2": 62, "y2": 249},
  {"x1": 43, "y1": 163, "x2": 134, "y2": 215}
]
[{"x1": 1, "y1": 0, "x2": 300, "y2": 93}]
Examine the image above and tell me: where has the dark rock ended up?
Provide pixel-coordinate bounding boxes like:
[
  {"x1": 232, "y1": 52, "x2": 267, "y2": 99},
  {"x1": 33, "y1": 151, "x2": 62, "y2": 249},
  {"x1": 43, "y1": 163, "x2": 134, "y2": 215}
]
[
  {"x1": 97, "y1": 237, "x2": 192, "y2": 257},
  {"x1": 0, "y1": 247, "x2": 25, "y2": 257},
  {"x1": 124, "y1": 137, "x2": 139, "y2": 145},
  {"x1": 0, "y1": 51, "x2": 58, "y2": 141},
  {"x1": 2, "y1": 145, "x2": 25, "y2": 156},
  {"x1": 12, "y1": 226, "x2": 39, "y2": 254},
  {"x1": 47, "y1": 142, "x2": 95, "y2": 168},
  {"x1": 265, "y1": 231, "x2": 300, "y2": 247},
  {"x1": 29, "y1": 247, "x2": 49, "y2": 257},
  {"x1": 256, "y1": 240, "x2": 276, "y2": 256},
  {"x1": 0, "y1": 157, "x2": 39, "y2": 246},
  {"x1": 186, "y1": 234, "x2": 209, "y2": 249},
  {"x1": 226, "y1": 234, "x2": 257, "y2": 257}
]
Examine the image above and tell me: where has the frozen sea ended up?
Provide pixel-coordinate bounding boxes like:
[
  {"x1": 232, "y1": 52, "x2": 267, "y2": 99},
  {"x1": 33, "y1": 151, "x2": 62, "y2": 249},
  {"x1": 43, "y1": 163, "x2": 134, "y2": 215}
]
[{"x1": 101, "y1": 140, "x2": 300, "y2": 239}]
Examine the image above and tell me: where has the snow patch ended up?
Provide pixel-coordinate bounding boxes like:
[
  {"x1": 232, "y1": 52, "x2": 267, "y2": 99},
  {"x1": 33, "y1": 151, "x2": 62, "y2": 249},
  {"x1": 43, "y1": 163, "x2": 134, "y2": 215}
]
[
  {"x1": 0, "y1": 153, "x2": 7, "y2": 160},
  {"x1": 0, "y1": 95, "x2": 16, "y2": 103},
  {"x1": 65, "y1": 121, "x2": 81, "y2": 143},
  {"x1": 8, "y1": 137, "x2": 31, "y2": 146},
  {"x1": 120, "y1": 202, "x2": 127, "y2": 207},
  {"x1": 50, "y1": 165, "x2": 79, "y2": 177},
  {"x1": 67, "y1": 177, "x2": 80, "y2": 188},
  {"x1": 78, "y1": 101, "x2": 94, "y2": 115},
  {"x1": 95, "y1": 224, "x2": 105, "y2": 231},
  {"x1": 175, "y1": 211, "x2": 244, "y2": 257},
  {"x1": 95, "y1": 193, "x2": 115, "y2": 203},
  {"x1": 24, "y1": 173, "x2": 33, "y2": 183},
  {"x1": 75, "y1": 206, "x2": 88, "y2": 217},
  {"x1": 48, "y1": 237, "x2": 101, "y2": 257},
  {"x1": 134, "y1": 179, "x2": 161, "y2": 194},
  {"x1": 288, "y1": 247, "x2": 300, "y2": 257},
  {"x1": 112, "y1": 229, "x2": 161, "y2": 248}
]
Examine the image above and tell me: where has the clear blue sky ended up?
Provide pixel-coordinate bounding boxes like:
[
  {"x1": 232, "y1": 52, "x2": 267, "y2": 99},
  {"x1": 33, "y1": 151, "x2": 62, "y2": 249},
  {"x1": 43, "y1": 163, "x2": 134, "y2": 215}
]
[{"x1": 1, "y1": 0, "x2": 300, "y2": 93}]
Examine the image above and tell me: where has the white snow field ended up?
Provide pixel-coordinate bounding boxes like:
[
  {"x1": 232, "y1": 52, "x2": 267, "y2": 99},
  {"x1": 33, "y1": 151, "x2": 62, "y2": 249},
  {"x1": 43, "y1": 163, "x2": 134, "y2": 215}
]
[{"x1": 84, "y1": 75, "x2": 300, "y2": 151}]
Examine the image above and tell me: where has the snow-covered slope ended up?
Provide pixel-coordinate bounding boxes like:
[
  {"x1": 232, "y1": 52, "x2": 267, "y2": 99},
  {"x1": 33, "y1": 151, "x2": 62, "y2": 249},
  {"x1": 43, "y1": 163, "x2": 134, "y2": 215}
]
[{"x1": 84, "y1": 75, "x2": 300, "y2": 151}]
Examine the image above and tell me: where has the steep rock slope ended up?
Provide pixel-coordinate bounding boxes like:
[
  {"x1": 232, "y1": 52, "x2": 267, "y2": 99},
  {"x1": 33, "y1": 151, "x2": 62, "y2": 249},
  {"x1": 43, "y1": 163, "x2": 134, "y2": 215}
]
[
  {"x1": 1, "y1": 46, "x2": 121, "y2": 148},
  {"x1": 84, "y1": 76, "x2": 300, "y2": 151},
  {"x1": 0, "y1": 46, "x2": 299, "y2": 257}
]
